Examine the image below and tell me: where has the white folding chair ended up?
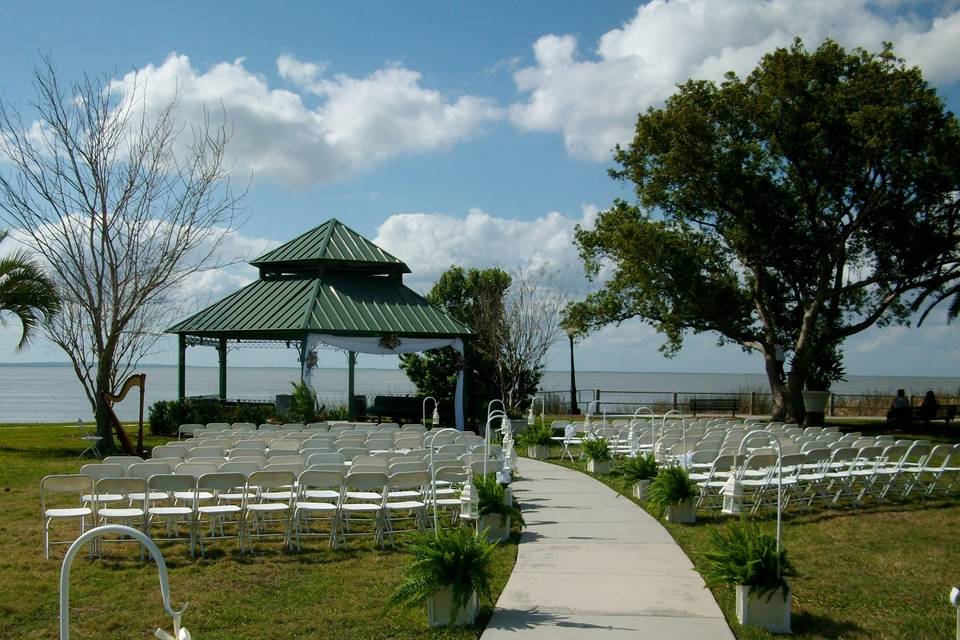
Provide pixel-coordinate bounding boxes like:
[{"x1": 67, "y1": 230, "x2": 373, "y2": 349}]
[
  {"x1": 242, "y1": 470, "x2": 296, "y2": 552},
  {"x1": 146, "y1": 474, "x2": 197, "y2": 554},
  {"x1": 40, "y1": 474, "x2": 94, "y2": 559},
  {"x1": 337, "y1": 471, "x2": 387, "y2": 547},
  {"x1": 195, "y1": 472, "x2": 245, "y2": 556},
  {"x1": 293, "y1": 470, "x2": 343, "y2": 549}
]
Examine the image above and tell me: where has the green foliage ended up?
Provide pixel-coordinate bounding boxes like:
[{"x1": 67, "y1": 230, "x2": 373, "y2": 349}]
[
  {"x1": 565, "y1": 39, "x2": 960, "y2": 420},
  {"x1": 474, "y1": 473, "x2": 525, "y2": 528},
  {"x1": 618, "y1": 453, "x2": 658, "y2": 483},
  {"x1": 518, "y1": 422, "x2": 554, "y2": 448},
  {"x1": 387, "y1": 527, "x2": 497, "y2": 626},
  {"x1": 147, "y1": 399, "x2": 275, "y2": 436},
  {"x1": 701, "y1": 519, "x2": 796, "y2": 601},
  {"x1": 791, "y1": 336, "x2": 847, "y2": 391},
  {"x1": 582, "y1": 437, "x2": 611, "y2": 462},
  {"x1": 0, "y1": 229, "x2": 59, "y2": 350},
  {"x1": 287, "y1": 381, "x2": 320, "y2": 423},
  {"x1": 399, "y1": 266, "x2": 543, "y2": 418},
  {"x1": 646, "y1": 465, "x2": 698, "y2": 517}
]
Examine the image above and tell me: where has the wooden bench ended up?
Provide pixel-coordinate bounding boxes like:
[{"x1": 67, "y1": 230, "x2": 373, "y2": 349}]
[
  {"x1": 688, "y1": 398, "x2": 739, "y2": 417},
  {"x1": 911, "y1": 405, "x2": 957, "y2": 426}
]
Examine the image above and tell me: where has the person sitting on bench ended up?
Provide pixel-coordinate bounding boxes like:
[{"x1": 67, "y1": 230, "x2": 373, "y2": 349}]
[
  {"x1": 887, "y1": 389, "x2": 911, "y2": 427},
  {"x1": 920, "y1": 390, "x2": 940, "y2": 425}
]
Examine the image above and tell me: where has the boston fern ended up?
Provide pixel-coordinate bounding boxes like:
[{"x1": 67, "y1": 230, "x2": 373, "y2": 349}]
[
  {"x1": 518, "y1": 422, "x2": 554, "y2": 448},
  {"x1": 618, "y1": 453, "x2": 658, "y2": 483},
  {"x1": 616, "y1": 453, "x2": 658, "y2": 495},
  {"x1": 475, "y1": 473, "x2": 525, "y2": 528},
  {"x1": 701, "y1": 519, "x2": 796, "y2": 601},
  {"x1": 388, "y1": 527, "x2": 496, "y2": 626},
  {"x1": 582, "y1": 437, "x2": 612, "y2": 462},
  {"x1": 645, "y1": 465, "x2": 697, "y2": 517}
]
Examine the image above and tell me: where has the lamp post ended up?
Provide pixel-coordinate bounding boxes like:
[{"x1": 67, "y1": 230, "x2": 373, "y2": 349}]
[
  {"x1": 721, "y1": 431, "x2": 784, "y2": 578},
  {"x1": 422, "y1": 396, "x2": 439, "y2": 429},
  {"x1": 568, "y1": 333, "x2": 580, "y2": 415}
]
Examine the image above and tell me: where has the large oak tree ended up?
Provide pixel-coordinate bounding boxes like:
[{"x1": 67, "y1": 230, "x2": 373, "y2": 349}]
[{"x1": 565, "y1": 40, "x2": 960, "y2": 421}]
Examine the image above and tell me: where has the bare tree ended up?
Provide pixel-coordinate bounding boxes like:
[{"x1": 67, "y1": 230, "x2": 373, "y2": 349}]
[
  {"x1": 0, "y1": 58, "x2": 244, "y2": 448},
  {"x1": 494, "y1": 266, "x2": 568, "y2": 412}
]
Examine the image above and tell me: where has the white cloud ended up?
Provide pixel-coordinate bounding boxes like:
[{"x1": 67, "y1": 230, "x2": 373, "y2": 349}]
[
  {"x1": 109, "y1": 53, "x2": 502, "y2": 186},
  {"x1": 373, "y1": 206, "x2": 599, "y2": 291},
  {"x1": 509, "y1": 0, "x2": 960, "y2": 160}
]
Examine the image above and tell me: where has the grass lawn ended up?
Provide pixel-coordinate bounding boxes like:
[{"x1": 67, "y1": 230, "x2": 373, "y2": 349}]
[
  {"x1": 0, "y1": 424, "x2": 518, "y2": 640},
  {"x1": 536, "y1": 439, "x2": 960, "y2": 640}
]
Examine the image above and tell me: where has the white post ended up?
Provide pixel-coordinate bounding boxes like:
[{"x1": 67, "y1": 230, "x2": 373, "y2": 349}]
[
  {"x1": 60, "y1": 525, "x2": 187, "y2": 640},
  {"x1": 422, "y1": 396, "x2": 438, "y2": 427},
  {"x1": 736, "y1": 432, "x2": 783, "y2": 577}
]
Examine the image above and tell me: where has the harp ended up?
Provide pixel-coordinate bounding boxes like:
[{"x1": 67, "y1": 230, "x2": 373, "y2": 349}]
[{"x1": 101, "y1": 373, "x2": 146, "y2": 457}]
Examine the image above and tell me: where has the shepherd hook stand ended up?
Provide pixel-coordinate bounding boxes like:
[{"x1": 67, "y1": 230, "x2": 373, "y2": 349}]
[{"x1": 59, "y1": 525, "x2": 190, "y2": 640}]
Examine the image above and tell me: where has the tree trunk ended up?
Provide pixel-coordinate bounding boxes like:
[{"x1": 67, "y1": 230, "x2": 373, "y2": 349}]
[
  {"x1": 94, "y1": 362, "x2": 115, "y2": 451},
  {"x1": 763, "y1": 348, "x2": 804, "y2": 422}
]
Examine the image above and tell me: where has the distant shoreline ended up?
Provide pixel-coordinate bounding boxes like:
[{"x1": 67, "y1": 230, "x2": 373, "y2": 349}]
[{"x1": 0, "y1": 361, "x2": 955, "y2": 379}]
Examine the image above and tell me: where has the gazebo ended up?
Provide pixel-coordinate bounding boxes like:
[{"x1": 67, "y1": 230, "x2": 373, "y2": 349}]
[{"x1": 167, "y1": 219, "x2": 472, "y2": 428}]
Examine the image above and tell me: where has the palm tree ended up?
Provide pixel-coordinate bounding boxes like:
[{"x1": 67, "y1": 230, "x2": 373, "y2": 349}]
[
  {"x1": 0, "y1": 229, "x2": 59, "y2": 348},
  {"x1": 915, "y1": 265, "x2": 960, "y2": 326}
]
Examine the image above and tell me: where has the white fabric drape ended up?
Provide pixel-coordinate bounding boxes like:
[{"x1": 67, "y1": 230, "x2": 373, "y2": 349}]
[{"x1": 304, "y1": 333, "x2": 466, "y2": 430}]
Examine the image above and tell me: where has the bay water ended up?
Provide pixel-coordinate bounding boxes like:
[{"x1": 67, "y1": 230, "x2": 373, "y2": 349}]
[{"x1": 1, "y1": 363, "x2": 957, "y2": 423}]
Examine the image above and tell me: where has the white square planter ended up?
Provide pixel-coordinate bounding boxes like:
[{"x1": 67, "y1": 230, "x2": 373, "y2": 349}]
[
  {"x1": 631, "y1": 479, "x2": 651, "y2": 499},
  {"x1": 665, "y1": 500, "x2": 696, "y2": 523},
  {"x1": 478, "y1": 514, "x2": 510, "y2": 542},
  {"x1": 527, "y1": 444, "x2": 550, "y2": 460},
  {"x1": 736, "y1": 585, "x2": 791, "y2": 633},
  {"x1": 587, "y1": 459, "x2": 612, "y2": 474},
  {"x1": 428, "y1": 587, "x2": 479, "y2": 627}
]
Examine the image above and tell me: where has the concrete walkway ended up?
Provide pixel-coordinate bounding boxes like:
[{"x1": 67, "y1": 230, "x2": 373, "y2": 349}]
[{"x1": 481, "y1": 459, "x2": 734, "y2": 639}]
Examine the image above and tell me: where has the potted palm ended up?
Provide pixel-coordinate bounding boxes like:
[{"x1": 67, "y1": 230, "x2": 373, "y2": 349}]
[
  {"x1": 702, "y1": 519, "x2": 795, "y2": 633},
  {"x1": 475, "y1": 473, "x2": 525, "y2": 542},
  {"x1": 388, "y1": 527, "x2": 496, "y2": 627},
  {"x1": 583, "y1": 437, "x2": 612, "y2": 474},
  {"x1": 618, "y1": 453, "x2": 658, "y2": 499},
  {"x1": 796, "y1": 340, "x2": 846, "y2": 426},
  {"x1": 518, "y1": 422, "x2": 554, "y2": 460},
  {"x1": 646, "y1": 465, "x2": 698, "y2": 523}
]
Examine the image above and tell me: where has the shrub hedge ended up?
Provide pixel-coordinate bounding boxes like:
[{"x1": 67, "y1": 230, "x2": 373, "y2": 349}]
[{"x1": 148, "y1": 399, "x2": 276, "y2": 436}]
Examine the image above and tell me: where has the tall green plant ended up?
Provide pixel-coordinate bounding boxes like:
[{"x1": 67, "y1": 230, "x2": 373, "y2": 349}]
[
  {"x1": 0, "y1": 229, "x2": 59, "y2": 349},
  {"x1": 388, "y1": 527, "x2": 496, "y2": 626},
  {"x1": 646, "y1": 465, "x2": 697, "y2": 517},
  {"x1": 287, "y1": 381, "x2": 319, "y2": 423},
  {"x1": 701, "y1": 519, "x2": 796, "y2": 601}
]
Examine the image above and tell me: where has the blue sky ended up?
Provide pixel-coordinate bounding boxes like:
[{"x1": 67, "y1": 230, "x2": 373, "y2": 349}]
[{"x1": 1, "y1": 1, "x2": 959, "y2": 377}]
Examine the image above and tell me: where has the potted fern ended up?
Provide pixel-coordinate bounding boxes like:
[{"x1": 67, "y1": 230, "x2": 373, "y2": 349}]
[
  {"x1": 618, "y1": 453, "x2": 658, "y2": 499},
  {"x1": 702, "y1": 519, "x2": 795, "y2": 633},
  {"x1": 583, "y1": 437, "x2": 612, "y2": 474},
  {"x1": 388, "y1": 527, "x2": 496, "y2": 627},
  {"x1": 475, "y1": 473, "x2": 525, "y2": 542},
  {"x1": 646, "y1": 465, "x2": 698, "y2": 523},
  {"x1": 519, "y1": 422, "x2": 553, "y2": 460}
]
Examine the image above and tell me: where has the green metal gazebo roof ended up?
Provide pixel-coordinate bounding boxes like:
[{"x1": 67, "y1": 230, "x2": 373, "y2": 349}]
[
  {"x1": 168, "y1": 219, "x2": 470, "y2": 340},
  {"x1": 250, "y1": 218, "x2": 411, "y2": 274},
  {"x1": 168, "y1": 273, "x2": 471, "y2": 338}
]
